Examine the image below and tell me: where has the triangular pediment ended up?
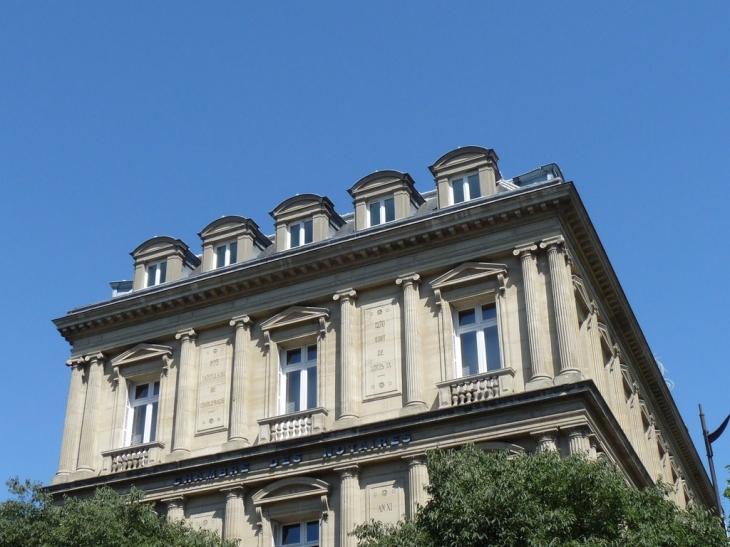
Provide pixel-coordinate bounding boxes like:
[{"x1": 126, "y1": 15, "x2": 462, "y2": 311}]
[
  {"x1": 261, "y1": 306, "x2": 330, "y2": 333},
  {"x1": 111, "y1": 344, "x2": 173, "y2": 367},
  {"x1": 431, "y1": 262, "x2": 507, "y2": 291},
  {"x1": 252, "y1": 477, "x2": 330, "y2": 506}
]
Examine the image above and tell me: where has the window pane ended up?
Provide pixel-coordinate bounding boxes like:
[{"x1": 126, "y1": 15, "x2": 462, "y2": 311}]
[
  {"x1": 135, "y1": 384, "x2": 149, "y2": 399},
  {"x1": 286, "y1": 370, "x2": 301, "y2": 413},
  {"x1": 482, "y1": 304, "x2": 497, "y2": 322},
  {"x1": 290, "y1": 224, "x2": 301, "y2": 247},
  {"x1": 460, "y1": 331, "x2": 479, "y2": 376},
  {"x1": 153, "y1": 381, "x2": 160, "y2": 396},
  {"x1": 147, "y1": 264, "x2": 157, "y2": 287},
  {"x1": 307, "y1": 345, "x2": 317, "y2": 362},
  {"x1": 384, "y1": 197, "x2": 395, "y2": 222},
  {"x1": 453, "y1": 178, "x2": 465, "y2": 203},
  {"x1": 369, "y1": 201, "x2": 381, "y2": 226},
  {"x1": 149, "y1": 402, "x2": 158, "y2": 442},
  {"x1": 282, "y1": 523, "x2": 300, "y2": 544},
  {"x1": 306, "y1": 521, "x2": 319, "y2": 541},
  {"x1": 458, "y1": 308, "x2": 476, "y2": 326},
  {"x1": 287, "y1": 348, "x2": 302, "y2": 365},
  {"x1": 467, "y1": 174, "x2": 481, "y2": 199},
  {"x1": 216, "y1": 245, "x2": 226, "y2": 268},
  {"x1": 303, "y1": 219, "x2": 313, "y2": 243},
  {"x1": 131, "y1": 406, "x2": 147, "y2": 445},
  {"x1": 158, "y1": 261, "x2": 167, "y2": 283},
  {"x1": 307, "y1": 366, "x2": 317, "y2": 409},
  {"x1": 229, "y1": 241, "x2": 237, "y2": 264},
  {"x1": 484, "y1": 325, "x2": 502, "y2": 371}
]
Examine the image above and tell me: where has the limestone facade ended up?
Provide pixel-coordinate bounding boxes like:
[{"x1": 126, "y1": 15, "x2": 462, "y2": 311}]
[{"x1": 50, "y1": 147, "x2": 716, "y2": 545}]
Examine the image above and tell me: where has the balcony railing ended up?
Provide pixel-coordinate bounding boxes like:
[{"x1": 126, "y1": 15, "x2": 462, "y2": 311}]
[
  {"x1": 258, "y1": 407, "x2": 328, "y2": 443},
  {"x1": 436, "y1": 368, "x2": 515, "y2": 408},
  {"x1": 101, "y1": 441, "x2": 165, "y2": 473}
]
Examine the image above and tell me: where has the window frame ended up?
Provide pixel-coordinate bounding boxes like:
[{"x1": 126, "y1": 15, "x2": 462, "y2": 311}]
[
  {"x1": 367, "y1": 196, "x2": 396, "y2": 227},
  {"x1": 215, "y1": 240, "x2": 238, "y2": 269},
  {"x1": 124, "y1": 379, "x2": 160, "y2": 447},
  {"x1": 279, "y1": 344, "x2": 318, "y2": 415},
  {"x1": 452, "y1": 302, "x2": 502, "y2": 378},
  {"x1": 146, "y1": 260, "x2": 167, "y2": 287},
  {"x1": 449, "y1": 172, "x2": 481, "y2": 204},
  {"x1": 279, "y1": 520, "x2": 320, "y2": 547},
  {"x1": 288, "y1": 219, "x2": 314, "y2": 249}
]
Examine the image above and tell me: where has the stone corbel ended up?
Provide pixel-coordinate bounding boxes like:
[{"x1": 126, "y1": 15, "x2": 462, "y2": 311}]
[
  {"x1": 497, "y1": 273, "x2": 506, "y2": 297},
  {"x1": 320, "y1": 494, "x2": 330, "y2": 521},
  {"x1": 433, "y1": 288, "x2": 444, "y2": 308},
  {"x1": 161, "y1": 354, "x2": 172, "y2": 377},
  {"x1": 319, "y1": 316, "x2": 327, "y2": 339},
  {"x1": 263, "y1": 330, "x2": 271, "y2": 352},
  {"x1": 255, "y1": 506, "x2": 264, "y2": 531}
]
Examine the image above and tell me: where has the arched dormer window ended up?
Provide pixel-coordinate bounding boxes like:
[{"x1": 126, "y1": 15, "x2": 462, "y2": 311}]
[
  {"x1": 198, "y1": 215, "x2": 272, "y2": 272},
  {"x1": 348, "y1": 170, "x2": 425, "y2": 231},
  {"x1": 270, "y1": 194, "x2": 345, "y2": 252},
  {"x1": 130, "y1": 236, "x2": 200, "y2": 290},
  {"x1": 429, "y1": 146, "x2": 501, "y2": 209}
]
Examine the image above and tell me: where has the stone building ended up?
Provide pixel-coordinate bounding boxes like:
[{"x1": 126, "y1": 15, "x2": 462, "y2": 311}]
[{"x1": 50, "y1": 146, "x2": 717, "y2": 546}]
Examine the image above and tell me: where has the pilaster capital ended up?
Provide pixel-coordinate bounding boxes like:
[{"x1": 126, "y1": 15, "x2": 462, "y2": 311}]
[
  {"x1": 565, "y1": 425, "x2": 590, "y2": 439},
  {"x1": 221, "y1": 485, "x2": 247, "y2": 500},
  {"x1": 539, "y1": 235, "x2": 565, "y2": 251},
  {"x1": 175, "y1": 328, "x2": 197, "y2": 342},
  {"x1": 334, "y1": 464, "x2": 360, "y2": 479},
  {"x1": 84, "y1": 352, "x2": 105, "y2": 366},
  {"x1": 402, "y1": 452, "x2": 428, "y2": 467},
  {"x1": 66, "y1": 356, "x2": 86, "y2": 369},
  {"x1": 530, "y1": 427, "x2": 559, "y2": 451},
  {"x1": 230, "y1": 315, "x2": 253, "y2": 330},
  {"x1": 333, "y1": 288, "x2": 357, "y2": 302},
  {"x1": 513, "y1": 243, "x2": 538, "y2": 258},
  {"x1": 395, "y1": 273, "x2": 420, "y2": 288},
  {"x1": 161, "y1": 495, "x2": 186, "y2": 509}
]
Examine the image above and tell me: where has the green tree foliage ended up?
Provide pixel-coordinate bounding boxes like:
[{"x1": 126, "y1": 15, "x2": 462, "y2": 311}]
[
  {"x1": 0, "y1": 478, "x2": 237, "y2": 547},
  {"x1": 354, "y1": 445, "x2": 727, "y2": 547}
]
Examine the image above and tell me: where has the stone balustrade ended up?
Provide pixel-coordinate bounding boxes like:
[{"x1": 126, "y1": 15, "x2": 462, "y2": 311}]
[
  {"x1": 101, "y1": 441, "x2": 164, "y2": 473},
  {"x1": 436, "y1": 368, "x2": 515, "y2": 408},
  {"x1": 257, "y1": 407, "x2": 328, "y2": 443}
]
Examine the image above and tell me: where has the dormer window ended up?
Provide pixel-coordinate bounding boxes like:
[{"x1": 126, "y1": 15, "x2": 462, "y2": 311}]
[
  {"x1": 368, "y1": 197, "x2": 395, "y2": 227},
  {"x1": 146, "y1": 261, "x2": 167, "y2": 287},
  {"x1": 451, "y1": 172, "x2": 481, "y2": 204},
  {"x1": 216, "y1": 241, "x2": 238, "y2": 268},
  {"x1": 289, "y1": 219, "x2": 314, "y2": 248}
]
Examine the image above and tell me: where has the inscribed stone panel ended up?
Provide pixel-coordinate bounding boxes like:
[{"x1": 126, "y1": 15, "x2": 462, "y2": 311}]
[
  {"x1": 366, "y1": 479, "x2": 405, "y2": 526},
  {"x1": 362, "y1": 299, "x2": 400, "y2": 399},
  {"x1": 196, "y1": 341, "x2": 229, "y2": 434}
]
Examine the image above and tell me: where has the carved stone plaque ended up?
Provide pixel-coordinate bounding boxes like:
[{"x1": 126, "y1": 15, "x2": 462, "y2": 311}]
[
  {"x1": 196, "y1": 341, "x2": 229, "y2": 433},
  {"x1": 362, "y1": 299, "x2": 400, "y2": 399},
  {"x1": 366, "y1": 479, "x2": 404, "y2": 526}
]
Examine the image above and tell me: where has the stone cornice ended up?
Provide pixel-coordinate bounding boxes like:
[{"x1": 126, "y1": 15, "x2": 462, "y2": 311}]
[{"x1": 54, "y1": 182, "x2": 566, "y2": 343}]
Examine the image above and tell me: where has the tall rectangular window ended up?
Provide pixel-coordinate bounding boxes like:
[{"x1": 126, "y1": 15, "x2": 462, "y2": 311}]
[
  {"x1": 289, "y1": 219, "x2": 314, "y2": 248},
  {"x1": 280, "y1": 345, "x2": 317, "y2": 414},
  {"x1": 146, "y1": 261, "x2": 167, "y2": 287},
  {"x1": 451, "y1": 173, "x2": 481, "y2": 204},
  {"x1": 368, "y1": 197, "x2": 396, "y2": 226},
  {"x1": 454, "y1": 303, "x2": 501, "y2": 376},
  {"x1": 281, "y1": 521, "x2": 319, "y2": 547},
  {"x1": 215, "y1": 241, "x2": 238, "y2": 268},
  {"x1": 125, "y1": 380, "x2": 160, "y2": 446}
]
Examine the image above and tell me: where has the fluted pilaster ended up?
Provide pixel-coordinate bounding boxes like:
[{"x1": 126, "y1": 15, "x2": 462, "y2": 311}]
[
  {"x1": 229, "y1": 316, "x2": 252, "y2": 444},
  {"x1": 222, "y1": 486, "x2": 246, "y2": 541},
  {"x1": 333, "y1": 289, "x2": 358, "y2": 419},
  {"x1": 164, "y1": 496, "x2": 186, "y2": 521},
  {"x1": 540, "y1": 237, "x2": 581, "y2": 378},
  {"x1": 532, "y1": 429, "x2": 559, "y2": 452},
  {"x1": 566, "y1": 427, "x2": 590, "y2": 455},
  {"x1": 56, "y1": 358, "x2": 87, "y2": 476},
  {"x1": 336, "y1": 465, "x2": 360, "y2": 547},
  {"x1": 396, "y1": 274, "x2": 425, "y2": 407},
  {"x1": 172, "y1": 329, "x2": 197, "y2": 454},
  {"x1": 76, "y1": 352, "x2": 105, "y2": 472},
  {"x1": 513, "y1": 244, "x2": 551, "y2": 384},
  {"x1": 405, "y1": 454, "x2": 429, "y2": 518}
]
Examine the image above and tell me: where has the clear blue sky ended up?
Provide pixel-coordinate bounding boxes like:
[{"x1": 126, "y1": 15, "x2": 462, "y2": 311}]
[{"x1": 1, "y1": 2, "x2": 728, "y2": 511}]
